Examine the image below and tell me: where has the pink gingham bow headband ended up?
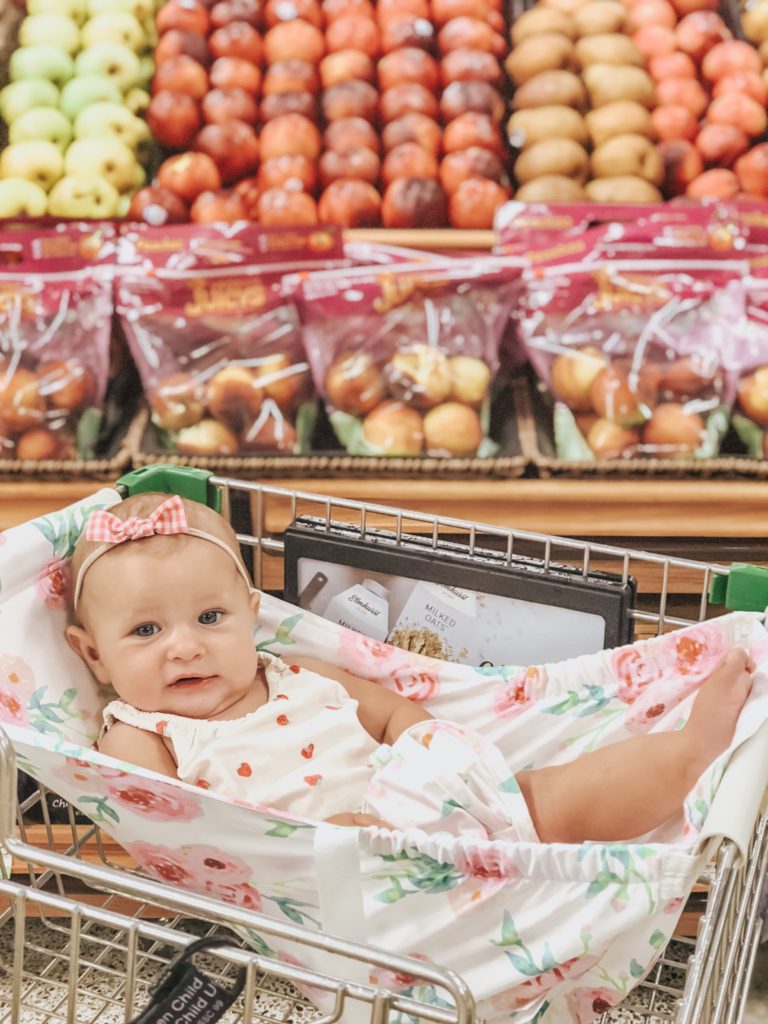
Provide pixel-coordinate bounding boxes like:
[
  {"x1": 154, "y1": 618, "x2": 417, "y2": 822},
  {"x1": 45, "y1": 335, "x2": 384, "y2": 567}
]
[{"x1": 73, "y1": 495, "x2": 252, "y2": 607}]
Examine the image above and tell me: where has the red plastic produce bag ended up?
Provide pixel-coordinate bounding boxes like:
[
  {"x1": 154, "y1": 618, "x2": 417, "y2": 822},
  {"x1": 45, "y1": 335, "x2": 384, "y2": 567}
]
[
  {"x1": 297, "y1": 258, "x2": 521, "y2": 457},
  {"x1": 0, "y1": 224, "x2": 116, "y2": 461},
  {"x1": 115, "y1": 225, "x2": 349, "y2": 456},
  {"x1": 516, "y1": 228, "x2": 747, "y2": 462}
]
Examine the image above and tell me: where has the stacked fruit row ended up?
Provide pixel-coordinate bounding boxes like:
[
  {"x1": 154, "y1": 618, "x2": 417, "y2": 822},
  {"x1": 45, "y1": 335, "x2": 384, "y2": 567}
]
[
  {"x1": 504, "y1": 0, "x2": 768, "y2": 203},
  {"x1": 129, "y1": 0, "x2": 517, "y2": 227},
  {"x1": 0, "y1": 0, "x2": 157, "y2": 219}
]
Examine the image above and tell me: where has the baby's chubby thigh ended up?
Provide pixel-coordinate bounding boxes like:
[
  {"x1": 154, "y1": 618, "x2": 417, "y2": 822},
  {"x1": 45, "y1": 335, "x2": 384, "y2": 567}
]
[{"x1": 361, "y1": 719, "x2": 539, "y2": 842}]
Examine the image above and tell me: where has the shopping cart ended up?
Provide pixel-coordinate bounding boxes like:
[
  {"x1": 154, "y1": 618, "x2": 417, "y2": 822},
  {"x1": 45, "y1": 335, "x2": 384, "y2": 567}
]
[{"x1": 2, "y1": 470, "x2": 768, "y2": 1024}]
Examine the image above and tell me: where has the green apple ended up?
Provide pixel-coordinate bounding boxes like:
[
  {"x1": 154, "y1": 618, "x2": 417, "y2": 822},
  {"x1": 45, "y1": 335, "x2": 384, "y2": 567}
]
[
  {"x1": 9, "y1": 106, "x2": 73, "y2": 148},
  {"x1": 10, "y1": 46, "x2": 75, "y2": 89},
  {"x1": 0, "y1": 179, "x2": 49, "y2": 217},
  {"x1": 64, "y1": 137, "x2": 140, "y2": 193},
  {"x1": 59, "y1": 74, "x2": 122, "y2": 120},
  {"x1": 87, "y1": 0, "x2": 153, "y2": 23},
  {"x1": 48, "y1": 173, "x2": 120, "y2": 217},
  {"x1": 141, "y1": 18, "x2": 158, "y2": 48},
  {"x1": 136, "y1": 54, "x2": 154, "y2": 88},
  {"x1": 74, "y1": 101, "x2": 149, "y2": 149},
  {"x1": 81, "y1": 12, "x2": 146, "y2": 51},
  {"x1": 27, "y1": 0, "x2": 87, "y2": 24},
  {"x1": 124, "y1": 86, "x2": 149, "y2": 116},
  {"x1": 19, "y1": 14, "x2": 81, "y2": 55},
  {"x1": 0, "y1": 79, "x2": 60, "y2": 124},
  {"x1": 0, "y1": 141, "x2": 64, "y2": 191},
  {"x1": 116, "y1": 193, "x2": 131, "y2": 217},
  {"x1": 74, "y1": 42, "x2": 141, "y2": 92}
]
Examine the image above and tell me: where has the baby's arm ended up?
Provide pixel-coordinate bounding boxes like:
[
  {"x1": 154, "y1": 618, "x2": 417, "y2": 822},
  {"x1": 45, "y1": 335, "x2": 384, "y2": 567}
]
[
  {"x1": 97, "y1": 721, "x2": 179, "y2": 778},
  {"x1": 294, "y1": 656, "x2": 432, "y2": 744}
]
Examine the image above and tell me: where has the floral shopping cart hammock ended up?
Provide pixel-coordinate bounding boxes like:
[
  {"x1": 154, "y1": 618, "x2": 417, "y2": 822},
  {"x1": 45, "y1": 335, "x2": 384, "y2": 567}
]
[{"x1": 3, "y1": 490, "x2": 768, "y2": 1024}]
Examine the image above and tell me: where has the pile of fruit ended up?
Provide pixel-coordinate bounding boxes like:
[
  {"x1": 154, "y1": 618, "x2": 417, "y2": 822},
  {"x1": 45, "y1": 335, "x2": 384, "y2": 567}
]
[
  {"x1": 130, "y1": 0, "x2": 515, "y2": 227},
  {"x1": 504, "y1": 0, "x2": 768, "y2": 202},
  {"x1": 0, "y1": 0, "x2": 157, "y2": 219}
]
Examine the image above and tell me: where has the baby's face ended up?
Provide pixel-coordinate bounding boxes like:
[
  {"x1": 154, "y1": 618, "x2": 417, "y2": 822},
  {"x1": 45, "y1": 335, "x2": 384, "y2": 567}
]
[{"x1": 75, "y1": 537, "x2": 261, "y2": 719}]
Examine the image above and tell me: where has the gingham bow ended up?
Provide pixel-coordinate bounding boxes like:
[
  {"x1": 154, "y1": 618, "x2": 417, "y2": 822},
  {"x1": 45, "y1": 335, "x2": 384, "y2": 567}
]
[{"x1": 85, "y1": 495, "x2": 189, "y2": 544}]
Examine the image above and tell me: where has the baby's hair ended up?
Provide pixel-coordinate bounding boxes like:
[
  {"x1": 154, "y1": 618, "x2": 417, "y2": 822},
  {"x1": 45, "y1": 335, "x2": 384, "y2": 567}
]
[{"x1": 70, "y1": 492, "x2": 251, "y2": 624}]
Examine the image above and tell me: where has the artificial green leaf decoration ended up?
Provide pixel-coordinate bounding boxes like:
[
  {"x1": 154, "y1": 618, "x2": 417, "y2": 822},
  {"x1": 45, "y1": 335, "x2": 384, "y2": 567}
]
[
  {"x1": 330, "y1": 410, "x2": 383, "y2": 455},
  {"x1": 696, "y1": 405, "x2": 730, "y2": 459},
  {"x1": 731, "y1": 413, "x2": 765, "y2": 459},
  {"x1": 76, "y1": 407, "x2": 102, "y2": 460},
  {"x1": 554, "y1": 403, "x2": 595, "y2": 462},
  {"x1": 294, "y1": 400, "x2": 318, "y2": 455}
]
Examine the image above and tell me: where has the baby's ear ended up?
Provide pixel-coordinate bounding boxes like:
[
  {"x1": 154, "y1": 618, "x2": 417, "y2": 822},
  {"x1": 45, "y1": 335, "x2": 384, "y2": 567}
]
[
  {"x1": 249, "y1": 588, "x2": 261, "y2": 617},
  {"x1": 66, "y1": 625, "x2": 111, "y2": 686}
]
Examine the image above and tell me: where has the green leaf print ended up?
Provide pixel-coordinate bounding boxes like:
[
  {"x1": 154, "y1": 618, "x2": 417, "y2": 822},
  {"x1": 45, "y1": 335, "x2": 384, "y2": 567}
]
[
  {"x1": 440, "y1": 799, "x2": 466, "y2": 818},
  {"x1": 78, "y1": 795, "x2": 119, "y2": 824},
  {"x1": 265, "y1": 896, "x2": 320, "y2": 928},
  {"x1": 241, "y1": 929, "x2": 278, "y2": 958},
  {"x1": 649, "y1": 930, "x2": 666, "y2": 949},
  {"x1": 33, "y1": 504, "x2": 108, "y2": 560},
  {"x1": 505, "y1": 952, "x2": 543, "y2": 978},
  {"x1": 531, "y1": 1001, "x2": 551, "y2": 1024},
  {"x1": 255, "y1": 613, "x2": 304, "y2": 652},
  {"x1": 630, "y1": 959, "x2": 645, "y2": 978},
  {"x1": 373, "y1": 853, "x2": 464, "y2": 902},
  {"x1": 499, "y1": 776, "x2": 521, "y2": 794},
  {"x1": 264, "y1": 820, "x2": 311, "y2": 838},
  {"x1": 493, "y1": 910, "x2": 520, "y2": 947},
  {"x1": 28, "y1": 686, "x2": 83, "y2": 738}
]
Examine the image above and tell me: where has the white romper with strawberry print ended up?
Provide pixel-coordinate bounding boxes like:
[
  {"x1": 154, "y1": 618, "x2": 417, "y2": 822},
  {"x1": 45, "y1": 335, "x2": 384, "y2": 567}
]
[{"x1": 101, "y1": 650, "x2": 539, "y2": 840}]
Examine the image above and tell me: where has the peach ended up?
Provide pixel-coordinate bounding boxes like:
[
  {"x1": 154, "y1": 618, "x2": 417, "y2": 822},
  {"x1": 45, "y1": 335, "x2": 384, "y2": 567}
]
[
  {"x1": 702, "y1": 40, "x2": 762, "y2": 82},
  {"x1": 176, "y1": 419, "x2": 239, "y2": 455},
  {"x1": 260, "y1": 113, "x2": 321, "y2": 160},
  {"x1": 658, "y1": 138, "x2": 704, "y2": 193},
  {"x1": 642, "y1": 402, "x2": 704, "y2": 453},
  {"x1": 381, "y1": 142, "x2": 438, "y2": 186},
  {"x1": 632, "y1": 25, "x2": 677, "y2": 57},
  {"x1": 257, "y1": 188, "x2": 318, "y2": 225},
  {"x1": 696, "y1": 122, "x2": 749, "y2": 167},
  {"x1": 380, "y1": 83, "x2": 439, "y2": 122},
  {"x1": 659, "y1": 355, "x2": 718, "y2": 396},
  {"x1": 362, "y1": 401, "x2": 424, "y2": 454},
  {"x1": 651, "y1": 104, "x2": 698, "y2": 142},
  {"x1": 423, "y1": 402, "x2": 483, "y2": 456},
  {"x1": 627, "y1": 0, "x2": 677, "y2": 29},
  {"x1": 325, "y1": 117, "x2": 381, "y2": 154},
  {"x1": 735, "y1": 144, "x2": 768, "y2": 197},
  {"x1": 206, "y1": 366, "x2": 263, "y2": 429},
  {"x1": 737, "y1": 366, "x2": 768, "y2": 425},
  {"x1": 319, "y1": 50, "x2": 376, "y2": 88},
  {"x1": 254, "y1": 353, "x2": 309, "y2": 411},
  {"x1": 586, "y1": 418, "x2": 640, "y2": 458},
  {"x1": 713, "y1": 71, "x2": 768, "y2": 106},
  {"x1": 326, "y1": 352, "x2": 386, "y2": 414},
  {"x1": 317, "y1": 180, "x2": 382, "y2": 226},
  {"x1": 264, "y1": 21, "x2": 325, "y2": 63},
  {"x1": 551, "y1": 347, "x2": 608, "y2": 412},
  {"x1": 151, "y1": 372, "x2": 206, "y2": 431},
  {"x1": 326, "y1": 15, "x2": 381, "y2": 57},
  {"x1": 675, "y1": 10, "x2": 731, "y2": 62},
  {"x1": 685, "y1": 167, "x2": 739, "y2": 199},
  {"x1": 648, "y1": 51, "x2": 697, "y2": 80},
  {"x1": 589, "y1": 365, "x2": 644, "y2": 425},
  {"x1": 707, "y1": 92, "x2": 768, "y2": 138},
  {"x1": 382, "y1": 113, "x2": 441, "y2": 154},
  {"x1": 319, "y1": 148, "x2": 380, "y2": 186},
  {"x1": 16, "y1": 427, "x2": 68, "y2": 461},
  {"x1": 655, "y1": 78, "x2": 708, "y2": 118},
  {"x1": 449, "y1": 177, "x2": 509, "y2": 228}
]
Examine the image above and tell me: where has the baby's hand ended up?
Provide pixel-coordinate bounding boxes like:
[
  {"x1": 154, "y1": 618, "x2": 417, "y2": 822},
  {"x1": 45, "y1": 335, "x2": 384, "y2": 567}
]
[{"x1": 325, "y1": 812, "x2": 393, "y2": 829}]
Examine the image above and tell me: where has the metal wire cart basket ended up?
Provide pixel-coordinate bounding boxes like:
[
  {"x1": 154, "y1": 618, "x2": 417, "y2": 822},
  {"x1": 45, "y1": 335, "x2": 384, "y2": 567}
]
[{"x1": 1, "y1": 470, "x2": 768, "y2": 1024}]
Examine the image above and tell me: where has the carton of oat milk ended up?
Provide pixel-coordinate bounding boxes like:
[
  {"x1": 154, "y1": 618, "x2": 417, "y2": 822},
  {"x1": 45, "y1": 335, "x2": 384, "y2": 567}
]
[{"x1": 388, "y1": 581, "x2": 477, "y2": 662}]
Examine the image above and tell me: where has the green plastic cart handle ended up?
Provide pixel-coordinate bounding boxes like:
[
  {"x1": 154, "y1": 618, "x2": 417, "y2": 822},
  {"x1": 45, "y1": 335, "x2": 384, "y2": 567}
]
[
  {"x1": 709, "y1": 563, "x2": 768, "y2": 613},
  {"x1": 115, "y1": 466, "x2": 222, "y2": 513}
]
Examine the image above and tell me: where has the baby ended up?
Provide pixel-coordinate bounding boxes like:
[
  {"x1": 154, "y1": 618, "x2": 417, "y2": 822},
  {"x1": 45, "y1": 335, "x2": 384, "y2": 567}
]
[{"x1": 66, "y1": 492, "x2": 755, "y2": 844}]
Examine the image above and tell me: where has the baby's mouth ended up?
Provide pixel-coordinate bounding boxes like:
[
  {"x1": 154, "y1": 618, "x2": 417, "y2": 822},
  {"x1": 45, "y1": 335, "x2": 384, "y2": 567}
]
[{"x1": 169, "y1": 675, "x2": 212, "y2": 688}]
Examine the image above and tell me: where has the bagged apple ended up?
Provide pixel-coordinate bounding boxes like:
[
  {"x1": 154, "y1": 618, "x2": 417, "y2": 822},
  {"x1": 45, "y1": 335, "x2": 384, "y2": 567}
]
[
  {"x1": 516, "y1": 230, "x2": 747, "y2": 461},
  {"x1": 296, "y1": 258, "x2": 520, "y2": 458},
  {"x1": 732, "y1": 268, "x2": 768, "y2": 458},
  {"x1": 115, "y1": 225, "x2": 350, "y2": 457}
]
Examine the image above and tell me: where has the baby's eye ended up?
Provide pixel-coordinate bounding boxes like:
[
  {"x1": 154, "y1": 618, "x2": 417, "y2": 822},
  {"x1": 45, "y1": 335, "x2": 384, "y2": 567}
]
[
  {"x1": 199, "y1": 609, "x2": 223, "y2": 625},
  {"x1": 133, "y1": 623, "x2": 157, "y2": 637}
]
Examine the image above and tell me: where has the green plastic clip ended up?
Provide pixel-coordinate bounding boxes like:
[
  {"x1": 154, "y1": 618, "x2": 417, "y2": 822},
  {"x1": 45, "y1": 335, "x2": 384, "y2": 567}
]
[
  {"x1": 115, "y1": 466, "x2": 221, "y2": 513},
  {"x1": 708, "y1": 563, "x2": 768, "y2": 612}
]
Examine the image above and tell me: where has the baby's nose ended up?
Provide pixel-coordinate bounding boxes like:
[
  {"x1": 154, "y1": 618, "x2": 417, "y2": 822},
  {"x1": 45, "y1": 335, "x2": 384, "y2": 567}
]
[{"x1": 167, "y1": 624, "x2": 205, "y2": 659}]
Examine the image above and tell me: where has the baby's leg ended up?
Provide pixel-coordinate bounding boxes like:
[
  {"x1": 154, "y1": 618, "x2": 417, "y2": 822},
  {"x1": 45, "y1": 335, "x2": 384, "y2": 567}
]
[{"x1": 517, "y1": 649, "x2": 754, "y2": 844}]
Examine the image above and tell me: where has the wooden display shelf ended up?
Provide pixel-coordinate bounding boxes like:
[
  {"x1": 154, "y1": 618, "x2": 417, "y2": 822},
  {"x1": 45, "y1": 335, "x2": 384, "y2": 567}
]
[{"x1": 2, "y1": 477, "x2": 766, "y2": 540}]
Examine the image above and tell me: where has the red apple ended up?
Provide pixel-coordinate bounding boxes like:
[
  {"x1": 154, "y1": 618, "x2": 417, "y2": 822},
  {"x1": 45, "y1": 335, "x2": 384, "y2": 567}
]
[
  {"x1": 263, "y1": 20, "x2": 325, "y2": 62},
  {"x1": 378, "y1": 47, "x2": 440, "y2": 91},
  {"x1": 128, "y1": 186, "x2": 190, "y2": 224},
  {"x1": 257, "y1": 188, "x2": 318, "y2": 225},
  {"x1": 380, "y1": 82, "x2": 439, "y2": 122},
  {"x1": 201, "y1": 86, "x2": 259, "y2": 124},
  {"x1": 381, "y1": 178, "x2": 448, "y2": 227},
  {"x1": 381, "y1": 141, "x2": 438, "y2": 186},
  {"x1": 319, "y1": 49, "x2": 376, "y2": 88},
  {"x1": 382, "y1": 112, "x2": 441, "y2": 154},
  {"x1": 157, "y1": 152, "x2": 222, "y2": 201},
  {"x1": 209, "y1": 56, "x2": 261, "y2": 94},
  {"x1": 155, "y1": 29, "x2": 211, "y2": 65},
  {"x1": 440, "y1": 47, "x2": 502, "y2": 87},
  {"x1": 190, "y1": 189, "x2": 249, "y2": 222},
  {"x1": 195, "y1": 119, "x2": 260, "y2": 183},
  {"x1": 209, "y1": 20, "x2": 263, "y2": 61},
  {"x1": 319, "y1": 147, "x2": 380, "y2": 186},
  {"x1": 260, "y1": 90, "x2": 317, "y2": 121},
  {"x1": 152, "y1": 55, "x2": 209, "y2": 100},
  {"x1": 260, "y1": 112, "x2": 321, "y2": 159},
  {"x1": 147, "y1": 90, "x2": 202, "y2": 148},
  {"x1": 325, "y1": 116, "x2": 380, "y2": 153},
  {"x1": 380, "y1": 15, "x2": 436, "y2": 53},
  {"x1": 156, "y1": 0, "x2": 211, "y2": 36},
  {"x1": 264, "y1": 0, "x2": 322, "y2": 26},
  {"x1": 318, "y1": 179, "x2": 381, "y2": 226},
  {"x1": 321, "y1": 80, "x2": 379, "y2": 122},
  {"x1": 439, "y1": 146, "x2": 506, "y2": 193},
  {"x1": 263, "y1": 59, "x2": 319, "y2": 95},
  {"x1": 258, "y1": 153, "x2": 317, "y2": 191}
]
